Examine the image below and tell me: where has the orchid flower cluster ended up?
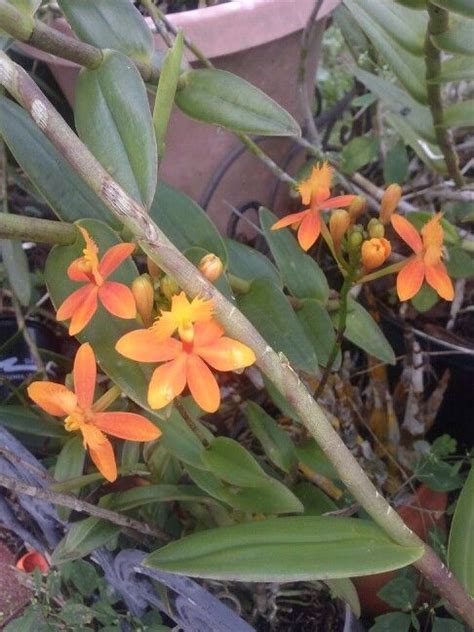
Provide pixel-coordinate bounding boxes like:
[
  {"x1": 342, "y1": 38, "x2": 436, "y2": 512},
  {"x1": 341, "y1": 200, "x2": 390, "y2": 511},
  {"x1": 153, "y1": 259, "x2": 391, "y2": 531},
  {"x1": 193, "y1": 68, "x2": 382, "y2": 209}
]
[
  {"x1": 272, "y1": 162, "x2": 454, "y2": 302},
  {"x1": 28, "y1": 229, "x2": 255, "y2": 481}
]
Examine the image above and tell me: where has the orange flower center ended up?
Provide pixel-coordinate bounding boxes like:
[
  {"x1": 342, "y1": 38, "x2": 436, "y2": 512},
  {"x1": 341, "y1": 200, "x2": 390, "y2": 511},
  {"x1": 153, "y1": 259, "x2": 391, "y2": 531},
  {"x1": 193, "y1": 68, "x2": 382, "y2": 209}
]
[{"x1": 64, "y1": 405, "x2": 93, "y2": 432}]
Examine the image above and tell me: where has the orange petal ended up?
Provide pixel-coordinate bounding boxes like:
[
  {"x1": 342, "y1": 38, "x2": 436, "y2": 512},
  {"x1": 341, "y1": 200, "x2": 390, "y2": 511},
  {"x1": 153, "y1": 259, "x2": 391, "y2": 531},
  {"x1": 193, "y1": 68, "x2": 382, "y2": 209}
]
[
  {"x1": 93, "y1": 412, "x2": 161, "y2": 441},
  {"x1": 396, "y1": 257, "x2": 425, "y2": 301},
  {"x1": 87, "y1": 436, "x2": 117, "y2": 482},
  {"x1": 56, "y1": 284, "x2": 95, "y2": 322},
  {"x1": 147, "y1": 354, "x2": 187, "y2": 409},
  {"x1": 68, "y1": 286, "x2": 99, "y2": 335},
  {"x1": 193, "y1": 319, "x2": 224, "y2": 347},
  {"x1": 27, "y1": 382, "x2": 77, "y2": 416},
  {"x1": 74, "y1": 343, "x2": 96, "y2": 410},
  {"x1": 116, "y1": 329, "x2": 181, "y2": 362},
  {"x1": 322, "y1": 195, "x2": 357, "y2": 210},
  {"x1": 297, "y1": 210, "x2": 320, "y2": 251},
  {"x1": 271, "y1": 210, "x2": 308, "y2": 231},
  {"x1": 391, "y1": 215, "x2": 422, "y2": 254},
  {"x1": 151, "y1": 312, "x2": 178, "y2": 341},
  {"x1": 98, "y1": 243, "x2": 135, "y2": 279},
  {"x1": 186, "y1": 354, "x2": 220, "y2": 413},
  {"x1": 98, "y1": 282, "x2": 136, "y2": 319},
  {"x1": 195, "y1": 337, "x2": 256, "y2": 371},
  {"x1": 425, "y1": 261, "x2": 454, "y2": 301},
  {"x1": 67, "y1": 257, "x2": 90, "y2": 282}
]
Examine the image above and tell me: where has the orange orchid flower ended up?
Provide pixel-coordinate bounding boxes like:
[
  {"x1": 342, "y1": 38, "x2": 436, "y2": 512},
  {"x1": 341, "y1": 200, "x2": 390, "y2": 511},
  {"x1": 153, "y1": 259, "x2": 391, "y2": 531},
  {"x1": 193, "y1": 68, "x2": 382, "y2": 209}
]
[
  {"x1": 27, "y1": 343, "x2": 161, "y2": 482},
  {"x1": 56, "y1": 227, "x2": 137, "y2": 335},
  {"x1": 152, "y1": 290, "x2": 214, "y2": 343},
  {"x1": 271, "y1": 162, "x2": 356, "y2": 251},
  {"x1": 391, "y1": 213, "x2": 454, "y2": 302},
  {"x1": 116, "y1": 319, "x2": 256, "y2": 413}
]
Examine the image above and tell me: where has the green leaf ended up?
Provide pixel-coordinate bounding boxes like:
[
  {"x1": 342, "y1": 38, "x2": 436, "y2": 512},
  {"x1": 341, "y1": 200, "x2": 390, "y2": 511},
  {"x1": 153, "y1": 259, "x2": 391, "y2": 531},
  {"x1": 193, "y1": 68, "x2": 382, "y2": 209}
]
[
  {"x1": 262, "y1": 374, "x2": 301, "y2": 422},
  {"x1": 344, "y1": 0, "x2": 427, "y2": 103},
  {"x1": 175, "y1": 69, "x2": 301, "y2": 137},
  {"x1": 386, "y1": 112, "x2": 447, "y2": 174},
  {"x1": 432, "y1": 618, "x2": 466, "y2": 632},
  {"x1": 444, "y1": 100, "x2": 474, "y2": 129},
  {"x1": 75, "y1": 50, "x2": 157, "y2": 209},
  {"x1": 246, "y1": 402, "x2": 297, "y2": 473},
  {"x1": 0, "y1": 98, "x2": 118, "y2": 227},
  {"x1": 0, "y1": 405, "x2": 67, "y2": 438},
  {"x1": 150, "y1": 182, "x2": 228, "y2": 265},
  {"x1": 326, "y1": 578, "x2": 361, "y2": 618},
  {"x1": 370, "y1": 612, "x2": 412, "y2": 632},
  {"x1": 153, "y1": 32, "x2": 183, "y2": 161},
  {"x1": 52, "y1": 517, "x2": 121, "y2": 564},
  {"x1": 157, "y1": 409, "x2": 209, "y2": 470},
  {"x1": 448, "y1": 462, "x2": 474, "y2": 596},
  {"x1": 144, "y1": 516, "x2": 424, "y2": 580},
  {"x1": 435, "y1": 55, "x2": 474, "y2": 83},
  {"x1": 336, "y1": 298, "x2": 395, "y2": 365},
  {"x1": 407, "y1": 211, "x2": 459, "y2": 244},
  {"x1": 55, "y1": 436, "x2": 86, "y2": 520},
  {"x1": 224, "y1": 238, "x2": 282, "y2": 287},
  {"x1": 201, "y1": 437, "x2": 272, "y2": 487},
  {"x1": 394, "y1": 0, "x2": 426, "y2": 8},
  {"x1": 45, "y1": 219, "x2": 154, "y2": 410},
  {"x1": 341, "y1": 135, "x2": 379, "y2": 174},
  {"x1": 296, "y1": 439, "x2": 339, "y2": 480},
  {"x1": 384, "y1": 141, "x2": 409, "y2": 184},
  {"x1": 293, "y1": 482, "x2": 338, "y2": 515},
  {"x1": 297, "y1": 299, "x2": 339, "y2": 368},
  {"x1": 432, "y1": 21, "x2": 474, "y2": 56},
  {"x1": 104, "y1": 484, "x2": 211, "y2": 512},
  {"x1": 260, "y1": 207, "x2": 329, "y2": 302},
  {"x1": 58, "y1": 0, "x2": 153, "y2": 63},
  {"x1": 0, "y1": 238, "x2": 31, "y2": 306},
  {"x1": 414, "y1": 453, "x2": 463, "y2": 492},
  {"x1": 432, "y1": 0, "x2": 474, "y2": 15},
  {"x1": 411, "y1": 283, "x2": 439, "y2": 312},
  {"x1": 353, "y1": 69, "x2": 436, "y2": 144},
  {"x1": 61, "y1": 560, "x2": 99, "y2": 597},
  {"x1": 446, "y1": 247, "x2": 474, "y2": 279},
  {"x1": 236, "y1": 278, "x2": 319, "y2": 374},
  {"x1": 377, "y1": 567, "x2": 419, "y2": 609}
]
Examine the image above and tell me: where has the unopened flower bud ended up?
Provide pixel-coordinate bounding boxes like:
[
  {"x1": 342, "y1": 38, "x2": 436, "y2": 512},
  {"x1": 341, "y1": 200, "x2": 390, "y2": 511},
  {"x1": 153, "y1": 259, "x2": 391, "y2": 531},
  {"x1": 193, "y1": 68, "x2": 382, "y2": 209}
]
[
  {"x1": 361, "y1": 238, "x2": 391, "y2": 271},
  {"x1": 160, "y1": 275, "x2": 180, "y2": 301},
  {"x1": 379, "y1": 184, "x2": 402, "y2": 224},
  {"x1": 329, "y1": 209, "x2": 351, "y2": 251},
  {"x1": 146, "y1": 256, "x2": 162, "y2": 279},
  {"x1": 132, "y1": 274, "x2": 154, "y2": 327},
  {"x1": 348, "y1": 228, "x2": 364, "y2": 250},
  {"x1": 198, "y1": 253, "x2": 223, "y2": 282},
  {"x1": 348, "y1": 196, "x2": 367, "y2": 221},
  {"x1": 367, "y1": 218, "x2": 385, "y2": 239}
]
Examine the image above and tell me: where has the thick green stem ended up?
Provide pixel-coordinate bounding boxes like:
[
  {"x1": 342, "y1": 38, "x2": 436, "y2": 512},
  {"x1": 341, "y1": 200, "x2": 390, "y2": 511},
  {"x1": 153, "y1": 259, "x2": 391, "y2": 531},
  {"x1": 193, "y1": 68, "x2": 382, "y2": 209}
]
[
  {"x1": 1, "y1": 53, "x2": 473, "y2": 626},
  {"x1": 0, "y1": 213, "x2": 76, "y2": 245},
  {"x1": 425, "y1": 3, "x2": 464, "y2": 188}
]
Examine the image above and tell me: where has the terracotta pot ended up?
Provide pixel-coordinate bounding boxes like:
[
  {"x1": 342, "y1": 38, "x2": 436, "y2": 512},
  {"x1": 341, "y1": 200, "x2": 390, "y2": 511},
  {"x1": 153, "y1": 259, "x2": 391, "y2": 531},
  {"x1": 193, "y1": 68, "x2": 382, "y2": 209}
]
[
  {"x1": 16, "y1": 0, "x2": 341, "y2": 233},
  {"x1": 353, "y1": 484, "x2": 448, "y2": 617}
]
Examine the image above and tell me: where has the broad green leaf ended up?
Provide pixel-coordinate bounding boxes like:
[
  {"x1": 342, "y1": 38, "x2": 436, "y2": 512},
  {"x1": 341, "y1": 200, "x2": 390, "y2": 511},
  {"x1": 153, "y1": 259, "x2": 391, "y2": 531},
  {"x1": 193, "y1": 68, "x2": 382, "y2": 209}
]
[
  {"x1": 260, "y1": 207, "x2": 329, "y2": 302},
  {"x1": 157, "y1": 409, "x2": 208, "y2": 470},
  {"x1": 236, "y1": 278, "x2": 319, "y2": 374},
  {"x1": 52, "y1": 517, "x2": 120, "y2": 564},
  {"x1": 432, "y1": 0, "x2": 474, "y2": 15},
  {"x1": 353, "y1": 0, "x2": 427, "y2": 55},
  {"x1": 384, "y1": 141, "x2": 409, "y2": 184},
  {"x1": 60, "y1": 560, "x2": 99, "y2": 597},
  {"x1": 370, "y1": 612, "x2": 412, "y2": 632},
  {"x1": 153, "y1": 32, "x2": 183, "y2": 161},
  {"x1": 386, "y1": 112, "x2": 447, "y2": 174},
  {"x1": 344, "y1": 0, "x2": 427, "y2": 103},
  {"x1": 431, "y1": 619, "x2": 466, "y2": 632},
  {"x1": 0, "y1": 405, "x2": 67, "y2": 438},
  {"x1": 0, "y1": 98, "x2": 118, "y2": 227},
  {"x1": 377, "y1": 567, "x2": 419, "y2": 609},
  {"x1": 333, "y1": 5, "x2": 369, "y2": 60},
  {"x1": 326, "y1": 578, "x2": 361, "y2": 618},
  {"x1": 448, "y1": 462, "x2": 474, "y2": 596},
  {"x1": 45, "y1": 219, "x2": 154, "y2": 409},
  {"x1": 58, "y1": 0, "x2": 153, "y2": 63},
  {"x1": 432, "y1": 21, "x2": 474, "y2": 56},
  {"x1": 54, "y1": 436, "x2": 86, "y2": 520},
  {"x1": 334, "y1": 298, "x2": 395, "y2": 365},
  {"x1": 414, "y1": 453, "x2": 463, "y2": 491},
  {"x1": 0, "y1": 238, "x2": 31, "y2": 306},
  {"x1": 341, "y1": 135, "x2": 379, "y2": 174},
  {"x1": 103, "y1": 484, "x2": 212, "y2": 512},
  {"x1": 435, "y1": 55, "x2": 474, "y2": 83},
  {"x1": 446, "y1": 247, "x2": 474, "y2": 279},
  {"x1": 224, "y1": 238, "x2": 282, "y2": 287},
  {"x1": 246, "y1": 401, "x2": 297, "y2": 473},
  {"x1": 75, "y1": 50, "x2": 157, "y2": 209},
  {"x1": 411, "y1": 283, "x2": 439, "y2": 312},
  {"x1": 144, "y1": 516, "x2": 424, "y2": 580},
  {"x1": 394, "y1": 0, "x2": 426, "y2": 7},
  {"x1": 406, "y1": 211, "x2": 459, "y2": 244},
  {"x1": 175, "y1": 69, "x2": 301, "y2": 137},
  {"x1": 201, "y1": 437, "x2": 273, "y2": 487},
  {"x1": 150, "y1": 182, "x2": 228, "y2": 265},
  {"x1": 444, "y1": 100, "x2": 474, "y2": 129},
  {"x1": 353, "y1": 69, "x2": 436, "y2": 143},
  {"x1": 296, "y1": 439, "x2": 339, "y2": 480},
  {"x1": 296, "y1": 299, "x2": 339, "y2": 368},
  {"x1": 293, "y1": 482, "x2": 338, "y2": 515}
]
